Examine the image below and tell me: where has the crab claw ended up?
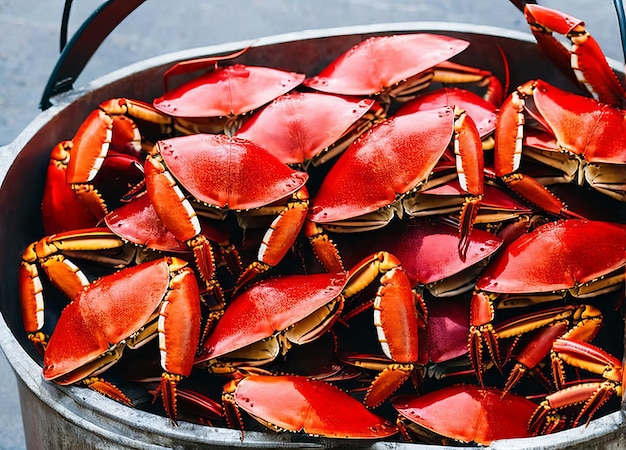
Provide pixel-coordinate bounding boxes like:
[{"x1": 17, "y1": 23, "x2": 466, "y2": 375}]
[
  {"x1": 501, "y1": 323, "x2": 568, "y2": 396},
  {"x1": 468, "y1": 291, "x2": 502, "y2": 385},
  {"x1": 528, "y1": 381, "x2": 616, "y2": 435},
  {"x1": 160, "y1": 373, "x2": 183, "y2": 426},
  {"x1": 338, "y1": 252, "x2": 423, "y2": 407},
  {"x1": 524, "y1": 4, "x2": 626, "y2": 107},
  {"x1": 453, "y1": 108, "x2": 484, "y2": 259},
  {"x1": 234, "y1": 187, "x2": 309, "y2": 293}
]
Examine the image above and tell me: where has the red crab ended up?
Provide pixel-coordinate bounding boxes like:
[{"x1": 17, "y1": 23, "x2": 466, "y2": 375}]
[
  {"x1": 392, "y1": 384, "x2": 538, "y2": 445},
  {"x1": 395, "y1": 86, "x2": 498, "y2": 143},
  {"x1": 197, "y1": 251, "x2": 421, "y2": 408},
  {"x1": 36, "y1": 257, "x2": 201, "y2": 424},
  {"x1": 306, "y1": 105, "x2": 484, "y2": 272},
  {"x1": 143, "y1": 133, "x2": 309, "y2": 290},
  {"x1": 495, "y1": 79, "x2": 626, "y2": 209},
  {"x1": 235, "y1": 91, "x2": 381, "y2": 168},
  {"x1": 494, "y1": 5, "x2": 626, "y2": 211},
  {"x1": 330, "y1": 218, "x2": 504, "y2": 298},
  {"x1": 522, "y1": 4, "x2": 625, "y2": 107},
  {"x1": 304, "y1": 33, "x2": 502, "y2": 108},
  {"x1": 153, "y1": 53, "x2": 306, "y2": 135},
  {"x1": 468, "y1": 219, "x2": 626, "y2": 384},
  {"x1": 222, "y1": 374, "x2": 398, "y2": 439}
]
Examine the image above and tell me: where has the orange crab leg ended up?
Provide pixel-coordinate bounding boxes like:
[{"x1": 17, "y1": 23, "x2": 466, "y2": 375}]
[
  {"x1": 342, "y1": 251, "x2": 423, "y2": 408},
  {"x1": 19, "y1": 228, "x2": 129, "y2": 353},
  {"x1": 82, "y1": 377, "x2": 133, "y2": 406},
  {"x1": 502, "y1": 322, "x2": 569, "y2": 396},
  {"x1": 432, "y1": 60, "x2": 505, "y2": 106},
  {"x1": 157, "y1": 258, "x2": 202, "y2": 424},
  {"x1": 67, "y1": 98, "x2": 172, "y2": 219},
  {"x1": 469, "y1": 299, "x2": 603, "y2": 387},
  {"x1": 502, "y1": 304, "x2": 603, "y2": 395},
  {"x1": 305, "y1": 220, "x2": 345, "y2": 273},
  {"x1": 494, "y1": 81, "x2": 584, "y2": 218},
  {"x1": 552, "y1": 338, "x2": 622, "y2": 384},
  {"x1": 235, "y1": 187, "x2": 309, "y2": 291},
  {"x1": 529, "y1": 380, "x2": 620, "y2": 435},
  {"x1": 468, "y1": 291, "x2": 501, "y2": 385},
  {"x1": 144, "y1": 150, "x2": 219, "y2": 295},
  {"x1": 161, "y1": 46, "x2": 251, "y2": 92},
  {"x1": 528, "y1": 339, "x2": 622, "y2": 435},
  {"x1": 524, "y1": 4, "x2": 626, "y2": 107},
  {"x1": 453, "y1": 107, "x2": 484, "y2": 257}
]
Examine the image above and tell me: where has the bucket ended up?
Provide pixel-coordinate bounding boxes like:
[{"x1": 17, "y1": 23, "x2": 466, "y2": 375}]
[{"x1": 1, "y1": 2, "x2": 625, "y2": 449}]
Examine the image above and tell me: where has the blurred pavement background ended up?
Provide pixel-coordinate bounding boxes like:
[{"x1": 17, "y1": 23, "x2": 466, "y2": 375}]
[{"x1": 0, "y1": 0, "x2": 623, "y2": 448}]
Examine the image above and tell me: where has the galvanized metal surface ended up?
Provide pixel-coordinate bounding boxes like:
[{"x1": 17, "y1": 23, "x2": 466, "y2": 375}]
[{"x1": 1, "y1": 1, "x2": 625, "y2": 449}]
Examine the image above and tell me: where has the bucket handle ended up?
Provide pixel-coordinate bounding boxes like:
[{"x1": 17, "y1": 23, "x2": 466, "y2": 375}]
[{"x1": 39, "y1": 0, "x2": 147, "y2": 110}]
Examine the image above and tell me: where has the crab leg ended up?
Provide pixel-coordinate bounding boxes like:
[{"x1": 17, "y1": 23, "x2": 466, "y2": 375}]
[
  {"x1": 305, "y1": 220, "x2": 345, "y2": 273},
  {"x1": 67, "y1": 99, "x2": 173, "y2": 220},
  {"x1": 157, "y1": 258, "x2": 202, "y2": 424},
  {"x1": 552, "y1": 338, "x2": 623, "y2": 386},
  {"x1": 524, "y1": 4, "x2": 626, "y2": 107},
  {"x1": 528, "y1": 379, "x2": 622, "y2": 435},
  {"x1": 538, "y1": 338, "x2": 625, "y2": 428},
  {"x1": 468, "y1": 291, "x2": 501, "y2": 384},
  {"x1": 494, "y1": 81, "x2": 584, "y2": 218},
  {"x1": 453, "y1": 107, "x2": 484, "y2": 257},
  {"x1": 502, "y1": 322, "x2": 569, "y2": 396},
  {"x1": 235, "y1": 187, "x2": 309, "y2": 291},
  {"x1": 432, "y1": 60, "x2": 505, "y2": 106},
  {"x1": 19, "y1": 229, "x2": 129, "y2": 353},
  {"x1": 144, "y1": 150, "x2": 220, "y2": 296},
  {"x1": 501, "y1": 302, "x2": 603, "y2": 395},
  {"x1": 341, "y1": 251, "x2": 423, "y2": 408},
  {"x1": 468, "y1": 299, "x2": 602, "y2": 387}
]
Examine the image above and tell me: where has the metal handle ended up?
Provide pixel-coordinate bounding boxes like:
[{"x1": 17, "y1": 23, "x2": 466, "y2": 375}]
[{"x1": 39, "y1": 0, "x2": 147, "y2": 110}]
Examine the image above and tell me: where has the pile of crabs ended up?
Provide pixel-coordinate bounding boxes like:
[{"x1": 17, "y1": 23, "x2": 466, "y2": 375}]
[{"x1": 17, "y1": 3, "x2": 626, "y2": 446}]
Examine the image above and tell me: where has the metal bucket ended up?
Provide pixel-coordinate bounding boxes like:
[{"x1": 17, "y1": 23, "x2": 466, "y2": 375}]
[{"x1": 0, "y1": 15, "x2": 625, "y2": 450}]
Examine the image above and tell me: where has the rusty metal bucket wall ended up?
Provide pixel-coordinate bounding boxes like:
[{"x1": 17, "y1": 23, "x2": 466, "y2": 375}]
[{"x1": 0, "y1": 22, "x2": 625, "y2": 449}]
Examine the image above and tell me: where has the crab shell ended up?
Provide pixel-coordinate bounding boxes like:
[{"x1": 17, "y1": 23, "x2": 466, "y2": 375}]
[
  {"x1": 395, "y1": 87, "x2": 497, "y2": 138},
  {"x1": 104, "y1": 192, "x2": 188, "y2": 252},
  {"x1": 235, "y1": 91, "x2": 376, "y2": 165},
  {"x1": 196, "y1": 271, "x2": 349, "y2": 363},
  {"x1": 153, "y1": 133, "x2": 308, "y2": 211},
  {"x1": 421, "y1": 294, "x2": 472, "y2": 365},
  {"x1": 412, "y1": 180, "x2": 533, "y2": 224},
  {"x1": 308, "y1": 106, "x2": 460, "y2": 224},
  {"x1": 304, "y1": 33, "x2": 469, "y2": 96},
  {"x1": 333, "y1": 219, "x2": 503, "y2": 296},
  {"x1": 104, "y1": 191, "x2": 233, "y2": 254},
  {"x1": 476, "y1": 219, "x2": 626, "y2": 295},
  {"x1": 519, "y1": 80, "x2": 626, "y2": 166},
  {"x1": 41, "y1": 142, "x2": 100, "y2": 235},
  {"x1": 226, "y1": 374, "x2": 398, "y2": 438},
  {"x1": 153, "y1": 64, "x2": 305, "y2": 118},
  {"x1": 392, "y1": 385, "x2": 537, "y2": 445},
  {"x1": 43, "y1": 257, "x2": 200, "y2": 384}
]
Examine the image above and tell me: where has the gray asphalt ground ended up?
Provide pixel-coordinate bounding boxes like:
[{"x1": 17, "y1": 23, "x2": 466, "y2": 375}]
[{"x1": 0, "y1": 0, "x2": 623, "y2": 448}]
